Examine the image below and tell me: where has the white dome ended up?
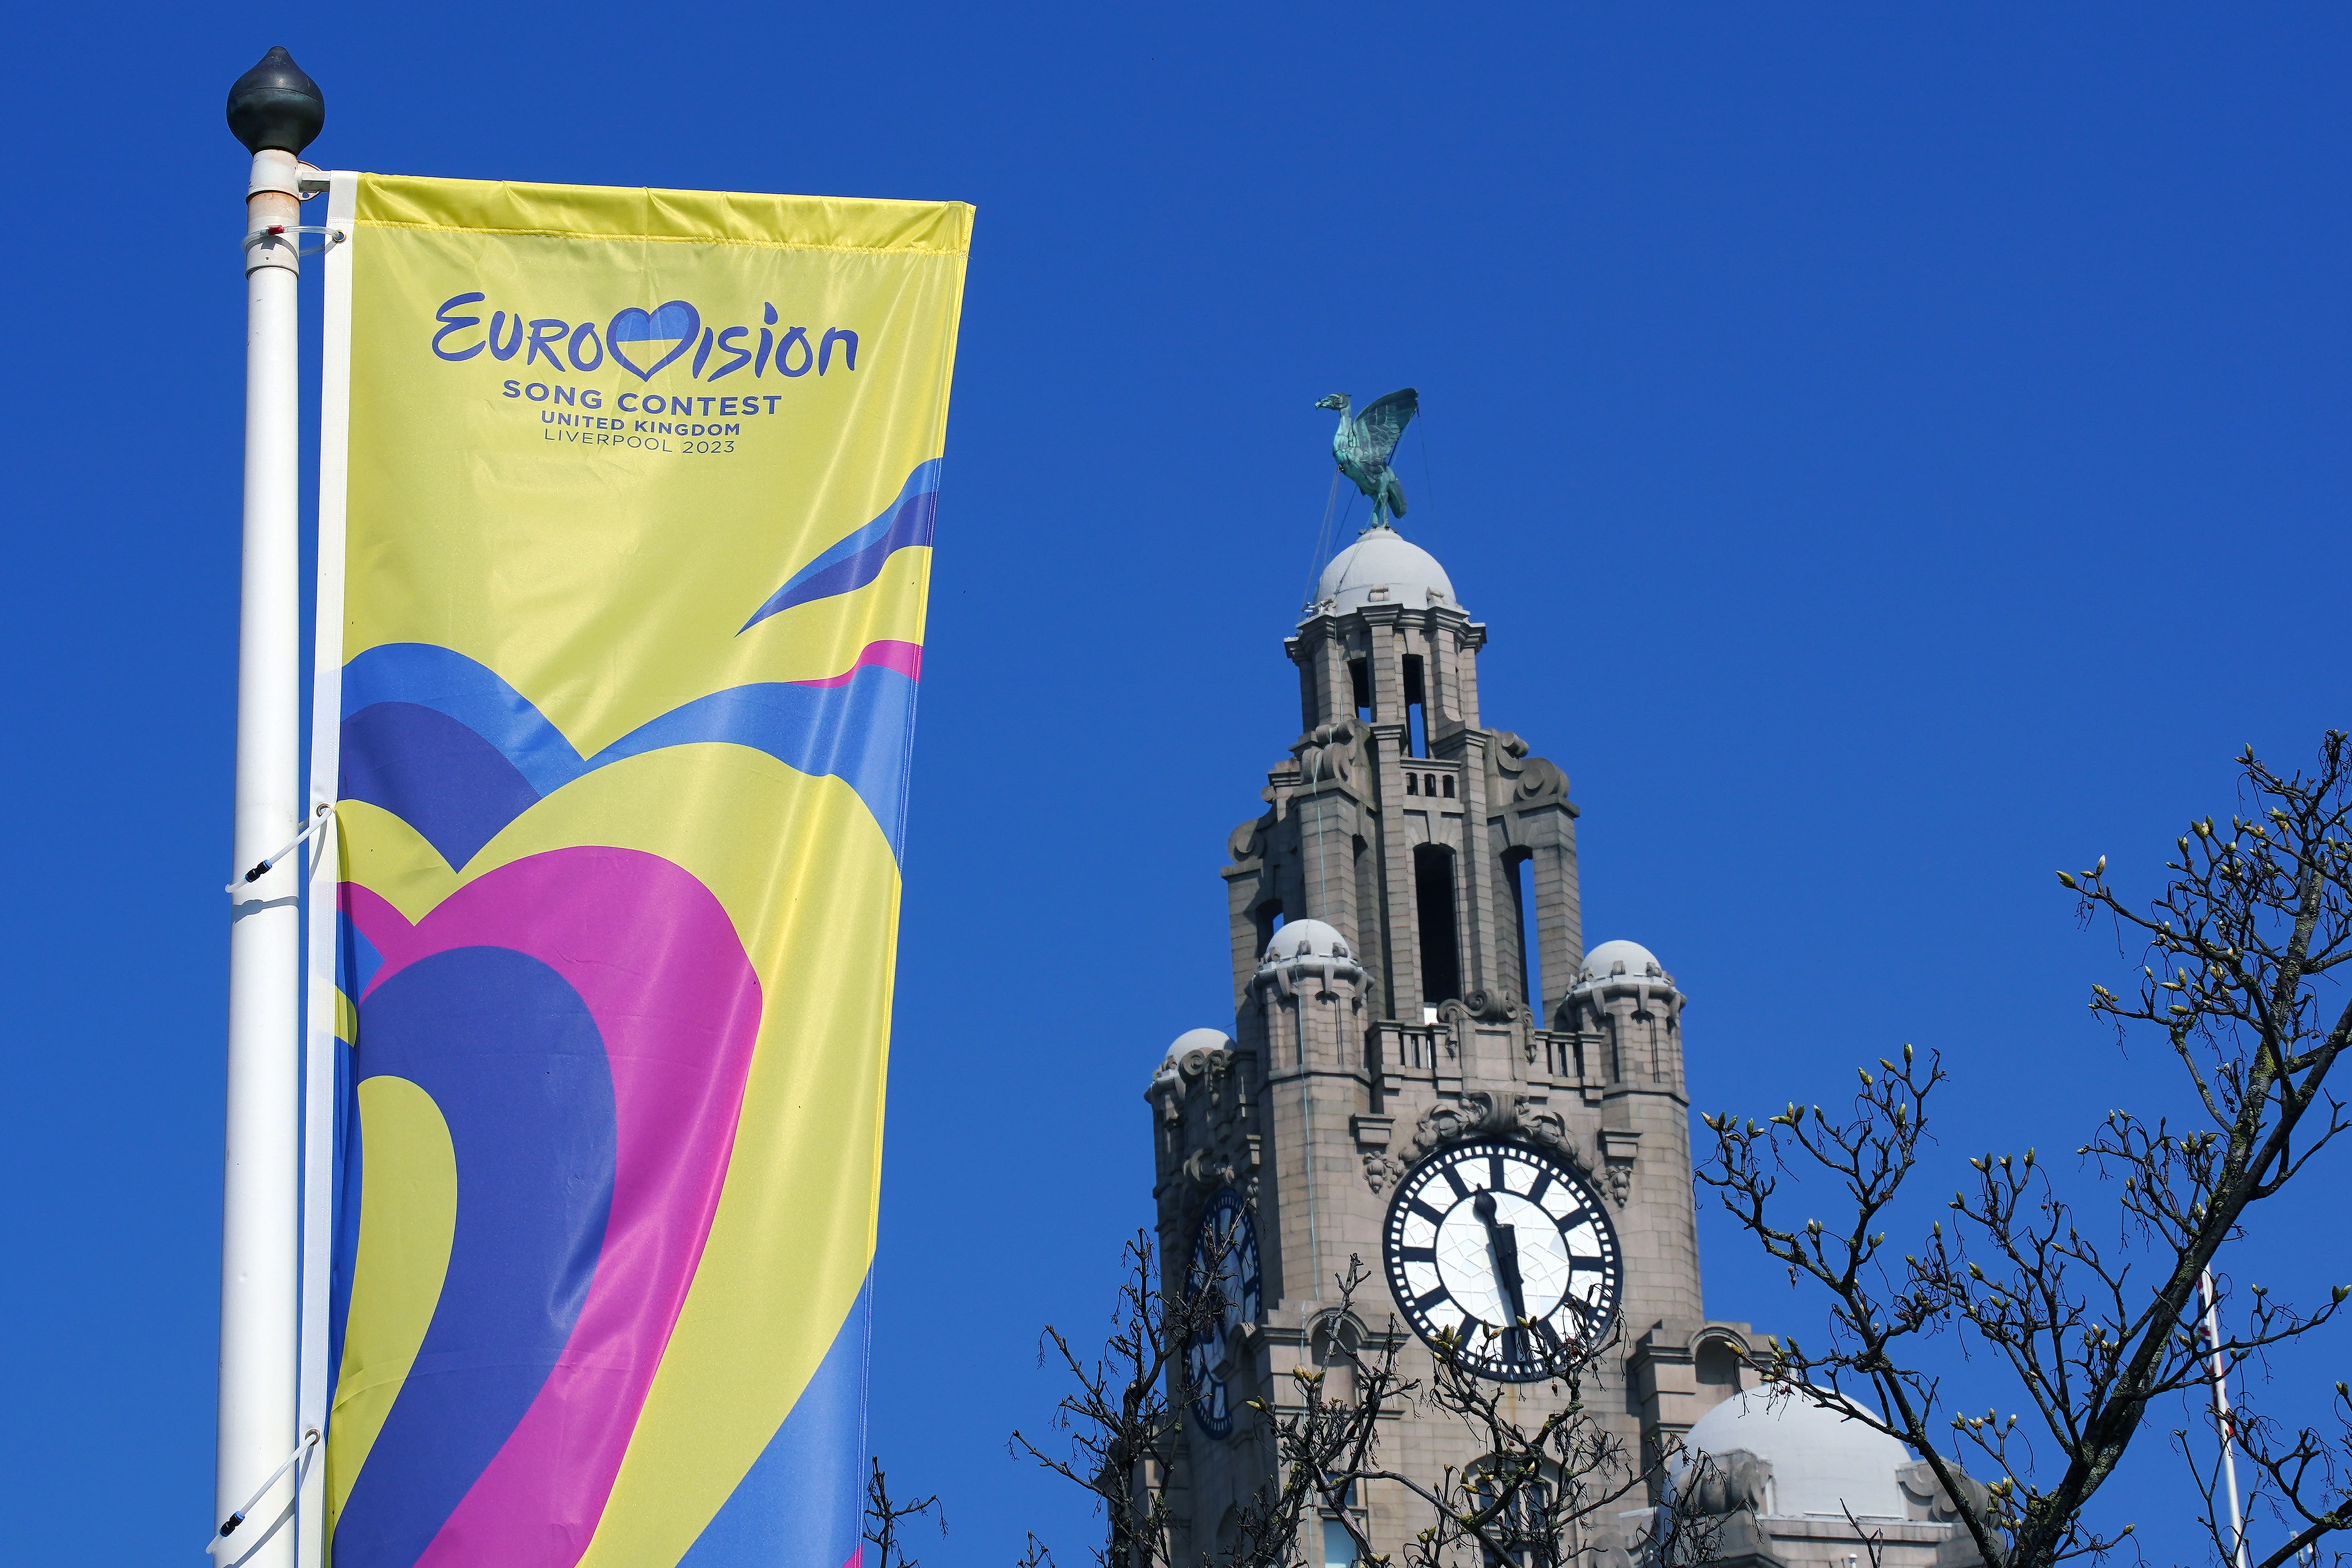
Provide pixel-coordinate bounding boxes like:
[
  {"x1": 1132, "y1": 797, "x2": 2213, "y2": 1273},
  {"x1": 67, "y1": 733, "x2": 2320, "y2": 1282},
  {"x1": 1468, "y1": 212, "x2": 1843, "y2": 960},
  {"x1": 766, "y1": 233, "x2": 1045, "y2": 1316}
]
[
  {"x1": 1576, "y1": 939, "x2": 1666, "y2": 987},
  {"x1": 1683, "y1": 1389, "x2": 1911, "y2": 1521},
  {"x1": 1152, "y1": 1027, "x2": 1234, "y2": 1090},
  {"x1": 1162, "y1": 1027, "x2": 1234, "y2": 1065},
  {"x1": 1312, "y1": 527, "x2": 1457, "y2": 615},
  {"x1": 1260, "y1": 919, "x2": 1352, "y2": 964}
]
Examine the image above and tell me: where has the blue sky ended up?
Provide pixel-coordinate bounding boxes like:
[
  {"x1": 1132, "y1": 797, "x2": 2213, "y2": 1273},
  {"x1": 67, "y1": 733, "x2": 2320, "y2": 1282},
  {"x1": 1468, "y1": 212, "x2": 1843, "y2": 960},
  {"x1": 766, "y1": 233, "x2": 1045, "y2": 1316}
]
[{"x1": 2, "y1": 4, "x2": 2348, "y2": 1564}]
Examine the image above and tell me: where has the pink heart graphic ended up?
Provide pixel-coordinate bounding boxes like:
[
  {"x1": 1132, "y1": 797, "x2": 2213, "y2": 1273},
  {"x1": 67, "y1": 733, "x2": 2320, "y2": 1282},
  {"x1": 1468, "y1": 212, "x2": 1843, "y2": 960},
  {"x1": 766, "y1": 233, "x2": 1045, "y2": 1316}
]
[{"x1": 340, "y1": 846, "x2": 761, "y2": 1568}]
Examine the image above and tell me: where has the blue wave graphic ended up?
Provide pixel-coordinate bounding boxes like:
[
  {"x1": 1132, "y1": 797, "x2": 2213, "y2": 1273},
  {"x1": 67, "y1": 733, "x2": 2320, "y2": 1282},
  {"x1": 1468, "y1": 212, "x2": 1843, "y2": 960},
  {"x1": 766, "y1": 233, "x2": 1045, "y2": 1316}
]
[
  {"x1": 333, "y1": 948, "x2": 618, "y2": 1568},
  {"x1": 739, "y1": 460, "x2": 941, "y2": 633},
  {"x1": 339, "y1": 644, "x2": 919, "y2": 866}
]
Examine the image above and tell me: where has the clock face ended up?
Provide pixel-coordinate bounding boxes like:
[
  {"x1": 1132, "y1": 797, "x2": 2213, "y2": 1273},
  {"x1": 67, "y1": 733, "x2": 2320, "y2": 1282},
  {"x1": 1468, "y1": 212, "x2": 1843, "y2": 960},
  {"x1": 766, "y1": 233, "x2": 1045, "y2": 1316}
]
[
  {"x1": 1380, "y1": 1138, "x2": 1622, "y2": 1382},
  {"x1": 1185, "y1": 1187, "x2": 1262, "y2": 1439}
]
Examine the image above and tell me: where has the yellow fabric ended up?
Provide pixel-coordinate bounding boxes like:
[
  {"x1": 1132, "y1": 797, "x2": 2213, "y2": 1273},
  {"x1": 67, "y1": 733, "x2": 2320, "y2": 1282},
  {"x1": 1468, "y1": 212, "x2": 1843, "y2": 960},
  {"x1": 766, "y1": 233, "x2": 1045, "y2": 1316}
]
[
  {"x1": 356, "y1": 174, "x2": 972, "y2": 253},
  {"x1": 342, "y1": 180, "x2": 964, "y2": 752},
  {"x1": 325, "y1": 171, "x2": 965, "y2": 1565},
  {"x1": 474, "y1": 750, "x2": 894, "y2": 1566},
  {"x1": 327, "y1": 1078, "x2": 458, "y2": 1533}
]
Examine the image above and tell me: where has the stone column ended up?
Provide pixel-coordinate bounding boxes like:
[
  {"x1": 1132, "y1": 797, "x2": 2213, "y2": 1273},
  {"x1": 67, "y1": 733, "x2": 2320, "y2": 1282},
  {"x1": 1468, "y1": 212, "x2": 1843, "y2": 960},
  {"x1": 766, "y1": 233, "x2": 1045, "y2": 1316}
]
[
  {"x1": 1521, "y1": 806, "x2": 1582, "y2": 1023},
  {"x1": 1223, "y1": 824, "x2": 1271, "y2": 1024},
  {"x1": 1453, "y1": 730, "x2": 1505, "y2": 1004},
  {"x1": 1317, "y1": 619, "x2": 1353, "y2": 725},
  {"x1": 1570, "y1": 968, "x2": 1704, "y2": 1334},
  {"x1": 1362, "y1": 604, "x2": 1404, "y2": 724},
  {"x1": 1353, "y1": 607, "x2": 1420, "y2": 1019},
  {"x1": 1295, "y1": 782, "x2": 1360, "y2": 938},
  {"x1": 1253, "y1": 931, "x2": 1368, "y2": 1309}
]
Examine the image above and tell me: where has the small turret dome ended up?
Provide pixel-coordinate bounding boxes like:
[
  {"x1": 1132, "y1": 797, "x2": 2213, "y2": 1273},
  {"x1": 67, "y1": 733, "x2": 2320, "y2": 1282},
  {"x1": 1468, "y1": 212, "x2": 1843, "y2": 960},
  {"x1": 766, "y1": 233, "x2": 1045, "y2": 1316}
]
[
  {"x1": 1163, "y1": 1027, "x2": 1234, "y2": 1065},
  {"x1": 1151, "y1": 1027, "x2": 1234, "y2": 1090},
  {"x1": 1576, "y1": 939, "x2": 1666, "y2": 987},
  {"x1": 1311, "y1": 526, "x2": 1457, "y2": 615},
  {"x1": 1260, "y1": 919, "x2": 1352, "y2": 964},
  {"x1": 1682, "y1": 1389, "x2": 1913, "y2": 1521}
]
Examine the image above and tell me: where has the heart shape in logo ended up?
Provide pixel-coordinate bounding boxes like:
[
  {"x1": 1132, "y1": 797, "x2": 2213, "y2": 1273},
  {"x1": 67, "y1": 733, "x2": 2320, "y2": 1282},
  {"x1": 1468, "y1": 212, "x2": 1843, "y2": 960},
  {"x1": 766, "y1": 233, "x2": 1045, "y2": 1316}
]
[
  {"x1": 605, "y1": 301, "x2": 701, "y2": 381},
  {"x1": 332, "y1": 849, "x2": 762, "y2": 1568}
]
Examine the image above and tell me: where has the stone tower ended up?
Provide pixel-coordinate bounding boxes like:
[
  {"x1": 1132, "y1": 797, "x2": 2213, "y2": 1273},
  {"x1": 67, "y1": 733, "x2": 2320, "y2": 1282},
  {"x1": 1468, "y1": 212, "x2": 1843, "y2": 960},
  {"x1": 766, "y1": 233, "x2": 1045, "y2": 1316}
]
[{"x1": 1146, "y1": 525, "x2": 1764, "y2": 1566}]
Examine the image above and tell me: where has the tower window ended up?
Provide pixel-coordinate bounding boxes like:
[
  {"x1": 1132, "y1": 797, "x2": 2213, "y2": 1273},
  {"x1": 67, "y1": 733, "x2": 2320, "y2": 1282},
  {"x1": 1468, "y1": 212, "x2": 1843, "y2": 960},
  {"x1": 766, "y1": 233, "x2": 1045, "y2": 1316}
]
[
  {"x1": 1402, "y1": 655, "x2": 1427, "y2": 757},
  {"x1": 1405, "y1": 773, "x2": 1418, "y2": 796},
  {"x1": 1413, "y1": 843, "x2": 1462, "y2": 1005},
  {"x1": 1441, "y1": 775, "x2": 1454, "y2": 798},
  {"x1": 1348, "y1": 658, "x2": 1371, "y2": 719}
]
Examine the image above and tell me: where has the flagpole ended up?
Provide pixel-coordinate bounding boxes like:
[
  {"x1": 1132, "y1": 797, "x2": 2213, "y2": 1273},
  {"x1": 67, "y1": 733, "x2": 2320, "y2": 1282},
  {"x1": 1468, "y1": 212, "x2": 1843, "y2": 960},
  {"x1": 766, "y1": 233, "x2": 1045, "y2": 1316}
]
[
  {"x1": 2201, "y1": 1269, "x2": 2251, "y2": 1568},
  {"x1": 217, "y1": 47, "x2": 323, "y2": 1567}
]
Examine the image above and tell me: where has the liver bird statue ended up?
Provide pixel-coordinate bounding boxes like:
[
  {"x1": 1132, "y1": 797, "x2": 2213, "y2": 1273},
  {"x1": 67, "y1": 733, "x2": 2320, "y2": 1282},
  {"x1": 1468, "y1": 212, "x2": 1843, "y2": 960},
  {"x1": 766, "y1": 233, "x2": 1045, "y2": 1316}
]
[{"x1": 1316, "y1": 388, "x2": 1419, "y2": 525}]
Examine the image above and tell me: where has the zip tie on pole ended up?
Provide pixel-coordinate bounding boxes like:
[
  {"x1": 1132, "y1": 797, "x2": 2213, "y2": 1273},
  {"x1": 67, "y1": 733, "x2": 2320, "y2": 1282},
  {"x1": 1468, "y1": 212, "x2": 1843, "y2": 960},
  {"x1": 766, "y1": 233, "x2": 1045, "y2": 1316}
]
[
  {"x1": 208, "y1": 1428, "x2": 319, "y2": 1551},
  {"x1": 241, "y1": 223, "x2": 346, "y2": 259},
  {"x1": 227, "y1": 802, "x2": 333, "y2": 893}
]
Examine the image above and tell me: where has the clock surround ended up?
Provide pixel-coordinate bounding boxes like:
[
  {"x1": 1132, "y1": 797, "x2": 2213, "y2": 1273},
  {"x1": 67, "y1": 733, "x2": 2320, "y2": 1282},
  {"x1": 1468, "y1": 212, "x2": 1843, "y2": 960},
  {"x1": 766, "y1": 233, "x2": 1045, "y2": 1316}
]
[
  {"x1": 1380, "y1": 1136, "x2": 1623, "y2": 1382},
  {"x1": 1185, "y1": 1186, "x2": 1262, "y2": 1438}
]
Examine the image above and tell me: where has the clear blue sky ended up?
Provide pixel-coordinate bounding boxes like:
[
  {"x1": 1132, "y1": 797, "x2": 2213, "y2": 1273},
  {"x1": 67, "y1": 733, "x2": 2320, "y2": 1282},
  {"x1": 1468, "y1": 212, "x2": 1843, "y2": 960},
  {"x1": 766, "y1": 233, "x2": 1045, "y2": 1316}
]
[{"x1": 3, "y1": 5, "x2": 2348, "y2": 1564}]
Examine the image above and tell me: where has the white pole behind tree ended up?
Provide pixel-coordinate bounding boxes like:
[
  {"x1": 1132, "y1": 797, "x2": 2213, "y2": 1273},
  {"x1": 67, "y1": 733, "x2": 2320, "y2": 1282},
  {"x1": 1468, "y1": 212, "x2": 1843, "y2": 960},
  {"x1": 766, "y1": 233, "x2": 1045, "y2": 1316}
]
[
  {"x1": 217, "y1": 47, "x2": 323, "y2": 1568},
  {"x1": 2201, "y1": 1269, "x2": 2251, "y2": 1568}
]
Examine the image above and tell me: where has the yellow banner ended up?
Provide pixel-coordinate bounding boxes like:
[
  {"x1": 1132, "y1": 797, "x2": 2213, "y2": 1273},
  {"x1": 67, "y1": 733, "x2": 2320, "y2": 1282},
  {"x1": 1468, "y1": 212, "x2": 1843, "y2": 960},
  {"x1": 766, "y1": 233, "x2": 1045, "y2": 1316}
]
[{"x1": 309, "y1": 173, "x2": 969, "y2": 1568}]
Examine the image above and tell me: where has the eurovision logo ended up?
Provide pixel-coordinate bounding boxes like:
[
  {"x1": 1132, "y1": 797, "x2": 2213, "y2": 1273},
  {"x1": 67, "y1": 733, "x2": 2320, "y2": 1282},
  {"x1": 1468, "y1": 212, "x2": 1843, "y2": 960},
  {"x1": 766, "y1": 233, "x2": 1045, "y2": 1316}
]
[{"x1": 431, "y1": 294, "x2": 859, "y2": 382}]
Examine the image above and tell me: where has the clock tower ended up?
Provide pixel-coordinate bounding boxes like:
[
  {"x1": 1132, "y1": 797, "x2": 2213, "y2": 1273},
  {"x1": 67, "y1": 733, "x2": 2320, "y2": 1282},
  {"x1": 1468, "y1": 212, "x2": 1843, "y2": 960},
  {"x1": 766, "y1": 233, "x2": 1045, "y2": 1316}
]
[{"x1": 1145, "y1": 523, "x2": 1763, "y2": 1566}]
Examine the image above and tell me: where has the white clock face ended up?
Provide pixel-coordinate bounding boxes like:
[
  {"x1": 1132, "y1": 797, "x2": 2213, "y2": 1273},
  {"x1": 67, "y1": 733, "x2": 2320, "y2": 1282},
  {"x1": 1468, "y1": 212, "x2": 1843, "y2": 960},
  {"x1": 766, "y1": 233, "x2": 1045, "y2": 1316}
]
[
  {"x1": 1380, "y1": 1139, "x2": 1622, "y2": 1381},
  {"x1": 1185, "y1": 1188, "x2": 1261, "y2": 1438}
]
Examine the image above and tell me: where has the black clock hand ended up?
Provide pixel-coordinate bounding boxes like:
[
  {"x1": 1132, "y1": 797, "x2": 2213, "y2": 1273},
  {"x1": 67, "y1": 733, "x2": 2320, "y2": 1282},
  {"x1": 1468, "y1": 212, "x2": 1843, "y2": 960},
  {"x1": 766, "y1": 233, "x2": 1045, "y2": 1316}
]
[{"x1": 1472, "y1": 1192, "x2": 1531, "y2": 1355}]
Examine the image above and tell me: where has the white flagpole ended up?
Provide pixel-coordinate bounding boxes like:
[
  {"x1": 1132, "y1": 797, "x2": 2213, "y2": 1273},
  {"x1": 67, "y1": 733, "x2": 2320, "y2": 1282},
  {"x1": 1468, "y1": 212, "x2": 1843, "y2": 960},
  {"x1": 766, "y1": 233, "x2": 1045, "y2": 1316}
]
[
  {"x1": 2201, "y1": 1269, "x2": 2251, "y2": 1568},
  {"x1": 216, "y1": 48, "x2": 323, "y2": 1568},
  {"x1": 294, "y1": 163, "x2": 358, "y2": 1568}
]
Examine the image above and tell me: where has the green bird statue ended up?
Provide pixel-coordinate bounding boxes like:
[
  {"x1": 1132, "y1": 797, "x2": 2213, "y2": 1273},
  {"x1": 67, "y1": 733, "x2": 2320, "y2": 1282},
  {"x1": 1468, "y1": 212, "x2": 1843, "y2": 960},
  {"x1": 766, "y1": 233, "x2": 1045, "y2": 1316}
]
[{"x1": 1316, "y1": 389, "x2": 1419, "y2": 526}]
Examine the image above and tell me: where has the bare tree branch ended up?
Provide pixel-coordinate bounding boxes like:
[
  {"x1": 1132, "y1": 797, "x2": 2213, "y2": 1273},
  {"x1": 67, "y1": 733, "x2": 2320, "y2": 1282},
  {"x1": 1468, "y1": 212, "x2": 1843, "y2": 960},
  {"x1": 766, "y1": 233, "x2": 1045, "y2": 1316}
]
[
  {"x1": 866, "y1": 1457, "x2": 947, "y2": 1568},
  {"x1": 1010, "y1": 1229, "x2": 1234, "y2": 1568},
  {"x1": 1015, "y1": 1233, "x2": 1728, "y2": 1568},
  {"x1": 1701, "y1": 734, "x2": 2352, "y2": 1568}
]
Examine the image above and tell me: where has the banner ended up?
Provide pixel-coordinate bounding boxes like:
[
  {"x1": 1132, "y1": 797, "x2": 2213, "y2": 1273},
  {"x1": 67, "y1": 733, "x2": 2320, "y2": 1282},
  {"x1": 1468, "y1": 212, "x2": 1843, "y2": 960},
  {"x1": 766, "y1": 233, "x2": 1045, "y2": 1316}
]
[{"x1": 301, "y1": 173, "x2": 970, "y2": 1568}]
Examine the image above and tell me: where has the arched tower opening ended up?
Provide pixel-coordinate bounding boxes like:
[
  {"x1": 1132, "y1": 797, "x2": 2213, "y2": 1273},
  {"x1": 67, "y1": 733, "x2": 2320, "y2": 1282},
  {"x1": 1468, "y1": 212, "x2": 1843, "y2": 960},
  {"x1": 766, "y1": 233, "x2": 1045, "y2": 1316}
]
[
  {"x1": 1402, "y1": 653, "x2": 1428, "y2": 756},
  {"x1": 1412, "y1": 842, "x2": 1462, "y2": 1006},
  {"x1": 1504, "y1": 846, "x2": 1537, "y2": 1013}
]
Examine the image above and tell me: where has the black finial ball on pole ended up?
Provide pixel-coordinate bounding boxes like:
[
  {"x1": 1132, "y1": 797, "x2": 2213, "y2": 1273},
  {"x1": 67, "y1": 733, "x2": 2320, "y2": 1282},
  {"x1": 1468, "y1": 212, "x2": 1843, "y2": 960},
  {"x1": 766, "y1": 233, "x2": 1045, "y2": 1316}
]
[{"x1": 227, "y1": 47, "x2": 324, "y2": 154}]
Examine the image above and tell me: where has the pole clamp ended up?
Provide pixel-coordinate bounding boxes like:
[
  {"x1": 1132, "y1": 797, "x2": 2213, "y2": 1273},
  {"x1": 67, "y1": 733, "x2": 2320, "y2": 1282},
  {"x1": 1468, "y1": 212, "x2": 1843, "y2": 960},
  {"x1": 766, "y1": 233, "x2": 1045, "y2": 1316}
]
[
  {"x1": 207, "y1": 1428, "x2": 321, "y2": 1553},
  {"x1": 228, "y1": 803, "x2": 335, "y2": 894},
  {"x1": 242, "y1": 224, "x2": 346, "y2": 260}
]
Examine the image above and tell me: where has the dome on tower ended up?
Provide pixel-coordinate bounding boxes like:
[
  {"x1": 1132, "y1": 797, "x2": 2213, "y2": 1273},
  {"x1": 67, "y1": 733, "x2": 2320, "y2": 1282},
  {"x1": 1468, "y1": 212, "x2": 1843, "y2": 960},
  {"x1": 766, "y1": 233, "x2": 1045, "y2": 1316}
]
[
  {"x1": 1680, "y1": 1389, "x2": 1913, "y2": 1522},
  {"x1": 1153, "y1": 1027, "x2": 1234, "y2": 1087},
  {"x1": 1260, "y1": 919, "x2": 1352, "y2": 964},
  {"x1": 1576, "y1": 939, "x2": 1667, "y2": 987},
  {"x1": 1164, "y1": 1027, "x2": 1234, "y2": 1062},
  {"x1": 1311, "y1": 527, "x2": 1457, "y2": 615}
]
